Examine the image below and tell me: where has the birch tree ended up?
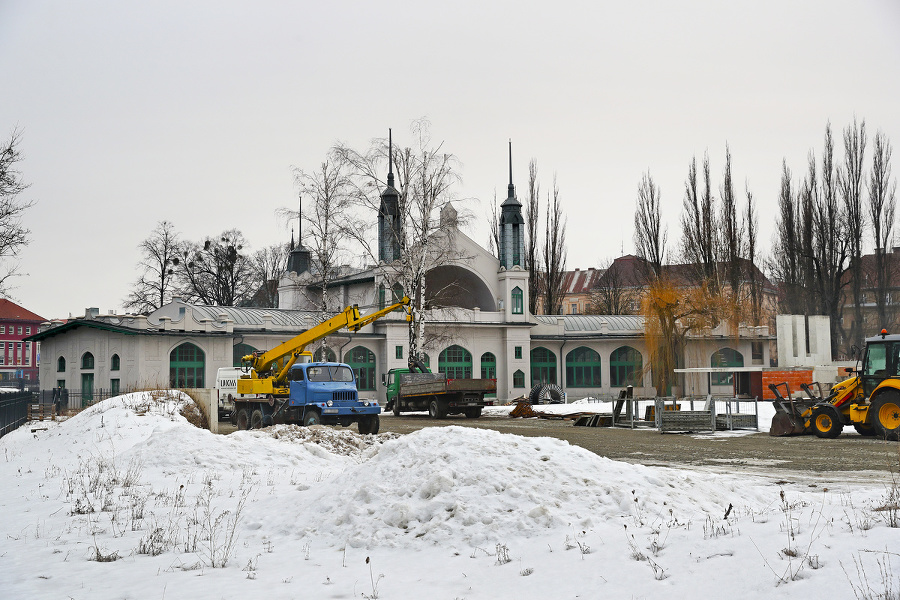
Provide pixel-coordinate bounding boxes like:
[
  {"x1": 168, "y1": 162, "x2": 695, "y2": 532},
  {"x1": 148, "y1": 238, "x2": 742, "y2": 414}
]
[{"x1": 0, "y1": 130, "x2": 33, "y2": 296}]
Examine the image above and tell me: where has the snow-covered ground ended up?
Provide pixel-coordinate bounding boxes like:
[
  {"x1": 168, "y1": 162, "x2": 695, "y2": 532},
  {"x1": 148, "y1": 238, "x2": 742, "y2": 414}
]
[{"x1": 2, "y1": 391, "x2": 898, "y2": 599}]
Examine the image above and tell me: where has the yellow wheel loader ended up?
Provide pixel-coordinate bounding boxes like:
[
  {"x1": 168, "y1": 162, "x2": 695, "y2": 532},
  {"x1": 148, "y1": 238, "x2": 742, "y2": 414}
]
[{"x1": 770, "y1": 329, "x2": 900, "y2": 440}]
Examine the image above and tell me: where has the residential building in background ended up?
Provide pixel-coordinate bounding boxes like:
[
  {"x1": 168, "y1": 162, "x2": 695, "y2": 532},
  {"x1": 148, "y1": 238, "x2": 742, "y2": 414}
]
[{"x1": 0, "y1": 299, "x2": 45, "y2": 385}]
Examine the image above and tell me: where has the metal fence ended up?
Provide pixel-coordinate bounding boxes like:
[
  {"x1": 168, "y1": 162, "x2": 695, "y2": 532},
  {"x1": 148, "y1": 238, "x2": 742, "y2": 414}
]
[
  {"x1": 34, "y1": 389, "x2": 119, "y2": 412},
  {"x1": 0, "y1": 391, "x2": 34, "y2": 439}
]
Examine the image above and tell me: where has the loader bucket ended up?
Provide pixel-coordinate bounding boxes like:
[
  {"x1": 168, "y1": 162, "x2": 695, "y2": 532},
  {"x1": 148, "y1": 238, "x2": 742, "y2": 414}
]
[{"x1": 770, "y1": 410, "x2": 807, "y2": 436}]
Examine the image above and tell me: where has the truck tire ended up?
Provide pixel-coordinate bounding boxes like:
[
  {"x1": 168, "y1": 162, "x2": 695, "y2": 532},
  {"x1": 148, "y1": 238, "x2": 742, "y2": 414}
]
[
  {"x1": 393, "y1": 399, "x2": 401, "y2": 417},
  {"x1": 303, "y1": 409, "x2": 321, "y2": 427},
  {"x1": 235, "y1": 408, "x2": 250, "y2": 430},
  {"x1": 250, "y1": 409, "x2": 264, "y2": 430},
  {"x1": 464, "y1": 407, "x2": 482, "y2": 419},
  {"x1": 358, "y1": 415, "x2": 380, "y2": 434},
  {"x1": 871, "y1": 393, "x2": 900, "y2": 440},
  {"x1": 811, "y1": 405, "x2": 843, "y2": 438},
  {"x1": 428, "y1": 399, "x2": 447, "y2": 419},
  {"x1": 854, "y1": 423, "x2": 877, "y2": 436}
]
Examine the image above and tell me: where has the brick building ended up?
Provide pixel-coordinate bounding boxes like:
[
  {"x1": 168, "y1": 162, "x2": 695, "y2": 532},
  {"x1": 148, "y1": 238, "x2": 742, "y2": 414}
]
[{"x1": 0, "y1": 298, "x2": 45, "y2": 384}]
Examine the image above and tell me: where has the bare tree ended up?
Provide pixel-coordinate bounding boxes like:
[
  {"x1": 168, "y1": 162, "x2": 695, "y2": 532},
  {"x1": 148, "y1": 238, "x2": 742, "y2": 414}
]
[
  {"x1": 247, "y1": 243, "x2": 288, "y2": 308},
  {"x1": 336, "y1": 120, "x2": 466, "y2": 365},
  {"x1": 525, "y1": 159, "x2": 542, "y2": 314},
  {"x1": 175, "y1": 230, "x2": 255, "y2": 306},
  {"x1": 588, "y1": 258, "x2": 638, "y2": 315},
  {"x1": 770, "y1": 161, "x2": 806, "y2": 314},
  {"x1": 290, "y1": 157, "x2": 354, "y2": 322},
  {"x1": 633, "y1": 172, "x2": 666, "y2": 281},
  {"x1": 542, "y1": 176, "x2": 567, "y2": 315},
  {"x1": 744, "y1": 186, "x2": 762, "y2": 324},
  {"x1": 868, "y1": 130, "x2": 898, "y2": 329},
  {"x1": 720, "y1": 146, "x2": 744, "y2": 299},
  {"x1": 679, "y1": 154, "x2": 718, "y2": 290},
  {"x1": 123, "y1": 221, "x2": 181, "y2": 313},
  {"x1": 839, "y1": 118, "x2": 867, "y2": 347},
  {"x1": 0, "y1": 130, "x2": 34, "y2": 296}
]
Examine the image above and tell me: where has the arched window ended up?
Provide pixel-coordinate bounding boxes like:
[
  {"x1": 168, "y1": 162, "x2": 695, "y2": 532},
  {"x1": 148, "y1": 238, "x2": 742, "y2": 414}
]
[
  {"x1": 513, "y1": 369, "x2": 525, "y2": 388},
  {"x1": 481, "y1": 352, "x2": 497, "y2": 397},
  {"x1": 232, "y1": 343, "x2": 258, "y2": 367},
  {"x1": 313, "y1": 346, "x2": 337, "y2": 362},
  {"x1": 566, "y1": 346, "x2": 602, "y2": 387},
  {"x1": 344, "y1": 346, "x2": 376, "y2": 391},
  {"x1": 81, "y1": 352, "x2": 94, "y2": 370},
  {"x1": 610, "y1": 346, "x2": 642, "y2": 387},
  {"x1": 57, "y1": 356, "x2": 66, "y2": 373},
  {"x1": 511, "y1": 287, "x2": 523, "y2": 315},
  {"x1": 530, "y1": 347, "x2": 557, "y2": 386},
  {"x1": 439, "y1": 345, "x2": 472, "y2": 379},
  {"x1": 711, "y1": 348, "x2": 744, "y2": 386},
  {"x1": 110, "y1": 354, "x2": 120, "y2": 371},
  {"x1": 170, "y1": 343, "x2": 205, "y2": 388},
  {"x1": 480, "y1": 352, "x2": 496, "y2": 379}
]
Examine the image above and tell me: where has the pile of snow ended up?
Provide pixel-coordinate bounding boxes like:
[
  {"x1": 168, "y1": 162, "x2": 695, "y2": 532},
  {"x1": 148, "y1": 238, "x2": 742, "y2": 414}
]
[{"x1": 1, "y1": 392, "x2": 898, "y2": 600}]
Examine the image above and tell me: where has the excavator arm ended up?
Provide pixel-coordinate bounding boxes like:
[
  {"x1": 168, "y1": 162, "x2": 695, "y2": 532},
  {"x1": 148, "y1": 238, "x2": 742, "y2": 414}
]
[{"x1": 242, "y1": 296, "x2": 412, "y2": 389}]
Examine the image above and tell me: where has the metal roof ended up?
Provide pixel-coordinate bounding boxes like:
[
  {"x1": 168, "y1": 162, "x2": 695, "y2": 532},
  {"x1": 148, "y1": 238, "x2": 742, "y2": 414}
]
[
  {"x1": 187, "y1": 305, "x2": 313, "y2": 328},
  {"x1": 533, "y1": 314, "x2": 644, "y2": 333}
]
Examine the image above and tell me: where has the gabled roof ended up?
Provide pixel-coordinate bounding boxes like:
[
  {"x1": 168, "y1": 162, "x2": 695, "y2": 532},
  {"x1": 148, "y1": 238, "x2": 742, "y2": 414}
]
[
  {"x1": 25, "y1": 319, "x2": 148, "y2": 342},
  {"x1": 0, "y1": 298, "x2": 45, "y2": 322}
]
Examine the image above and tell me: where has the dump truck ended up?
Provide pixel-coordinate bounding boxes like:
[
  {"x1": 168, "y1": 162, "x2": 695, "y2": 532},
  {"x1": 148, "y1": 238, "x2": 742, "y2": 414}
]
[
  {"x1": 384, "y1": 360, "x2": 496, "y2": 419},
  {"x1": 232, "y1": 297, "x2": 412, "y2": 432},
  {"x1": 770, "y1": 329, "x2": 900, "y2": 439}
]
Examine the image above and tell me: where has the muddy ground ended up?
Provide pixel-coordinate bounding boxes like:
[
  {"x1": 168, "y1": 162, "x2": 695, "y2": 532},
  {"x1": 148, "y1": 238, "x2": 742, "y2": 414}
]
[{"x1": 219, "y1": 414, "x2": 900, "y2": 483}]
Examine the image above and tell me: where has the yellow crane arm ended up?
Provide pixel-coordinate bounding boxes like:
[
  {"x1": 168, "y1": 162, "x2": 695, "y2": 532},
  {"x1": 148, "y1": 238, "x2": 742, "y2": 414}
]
[{"x1": 243, "y1": 296, "x2": 412, "y2": 386}]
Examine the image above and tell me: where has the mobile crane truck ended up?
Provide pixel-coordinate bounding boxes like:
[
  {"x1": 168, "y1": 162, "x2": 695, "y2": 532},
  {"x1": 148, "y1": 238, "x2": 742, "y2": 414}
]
[
  {"x1": 233, "y1": 297, "x2": 412, "y2": 433},
  {"x1": 770, "y1": 329, "x2": 900, "y2": 439}
]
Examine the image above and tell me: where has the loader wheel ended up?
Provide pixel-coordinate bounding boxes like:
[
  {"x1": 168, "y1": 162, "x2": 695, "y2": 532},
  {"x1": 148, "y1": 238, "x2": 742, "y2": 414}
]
[
  {"x1": 250, "y1": 409, "x2": 264, "y2": 430},
  {"x1": 303, "y1": 409, "x2": 321, "y2": 427},
  {"x1": 853, "y1": 423, "x2": 877, "y2": 436},
  {"x1": 235, "y1": 408, "x2": 250, "y2": 430},
  {"x1": 871, "y1": 394, "x2": 900, "y2": 440},
  {"x1": 811, "y1": 405, "x2": 843, "y2": 439}
]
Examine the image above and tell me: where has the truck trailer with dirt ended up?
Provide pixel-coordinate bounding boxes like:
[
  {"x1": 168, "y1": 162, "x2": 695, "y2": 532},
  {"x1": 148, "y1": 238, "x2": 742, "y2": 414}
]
[{"x1": 384, "y1": 365, "x2": 496, "y2": 419}]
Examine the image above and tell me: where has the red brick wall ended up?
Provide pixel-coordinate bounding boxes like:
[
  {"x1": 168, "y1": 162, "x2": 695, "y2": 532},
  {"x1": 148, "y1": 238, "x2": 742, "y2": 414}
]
[{"x1": 761, "y1": 369, "x2": 813, "y2": 400}]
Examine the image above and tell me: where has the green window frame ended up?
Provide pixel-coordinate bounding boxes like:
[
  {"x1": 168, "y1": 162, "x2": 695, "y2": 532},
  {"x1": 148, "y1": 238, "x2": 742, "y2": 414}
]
[
  {"x1": 57, "y1": 356, "x2": 66, "y2": 372},
  {"x1": 110, "y1": 354, "x2": 120, "y2": 371},
  {"x1": 344, "y1": 346, "x2": 376, "y2": 391},
  {"x1": 110, "y1": 379, "x2": 120, "y2": 396},
  {"x1": 81, "y1": 373, "x2": 94, "y2": 403},
  {"x1": 396, "y1": 345, "x2": 404, "y2": 360},
  {"x1": 515, "y1": 346, "x2": 522, "y2": 360},
  {"x1": 512, "y1": 287, "x2": 523, "y2": 314},
  {"x1": 169, "y1": 343, "x2": 205, "y2": 388},
  {"x1": 610, "y1": 346, "x2": 642, "y2": 387},
  {"x1": 313, "y1": 347, "x2": 337, "y2": 362},
  {"x1": 481, "y1": 352, "x2": 496, "y2": 397},
  {"x1": 513, "y1": 369, "x2": 525, "y2": 388},
  {"x1": 233, "y1": 343, "x2": 259, "y2": 367},
  {"x1": 439, "y1": 345, "x2": 473, "y2": 379},
  {"x1": 530, "y1": 347, "x2": 557, "y2": 386},
  {"x1": 566, "y1": 346, "x2": 602, "y2": 387},
  {"x1": 81, "y1": 352, "x2": 94, "y2": 370},
  {"x1": 711, "y1": 348, "x2": 744, "y2": 386},
  {"x1": 378, "y1": 284, "x2": 386, "y2": 310}
]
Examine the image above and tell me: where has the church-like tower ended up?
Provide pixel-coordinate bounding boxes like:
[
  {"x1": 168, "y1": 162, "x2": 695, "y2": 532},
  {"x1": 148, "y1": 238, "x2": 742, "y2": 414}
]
[
  {"x1": 378, "y1": 129, "x2": 402, "y2": 263},
  {"x1": 498, "y1": 140, "x2": 525, "y2": 270}
]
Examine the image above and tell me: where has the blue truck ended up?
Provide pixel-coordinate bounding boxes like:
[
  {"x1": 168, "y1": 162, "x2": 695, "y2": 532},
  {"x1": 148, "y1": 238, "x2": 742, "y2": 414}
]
[{"x1": 234, "y1": 297, "x2": 412, "y2": 433}]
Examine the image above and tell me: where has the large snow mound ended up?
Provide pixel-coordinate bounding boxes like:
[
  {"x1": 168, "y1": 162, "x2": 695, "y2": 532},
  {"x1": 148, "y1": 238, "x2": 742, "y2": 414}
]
[{"x1": 300, "y1": 426, "x2": 772, "y2": 548}]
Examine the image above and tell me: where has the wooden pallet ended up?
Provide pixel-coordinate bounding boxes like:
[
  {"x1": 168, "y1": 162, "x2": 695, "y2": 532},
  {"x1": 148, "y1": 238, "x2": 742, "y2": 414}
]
[{"x1": 27, "y1": 404, "x2": 57, "y2": 421}]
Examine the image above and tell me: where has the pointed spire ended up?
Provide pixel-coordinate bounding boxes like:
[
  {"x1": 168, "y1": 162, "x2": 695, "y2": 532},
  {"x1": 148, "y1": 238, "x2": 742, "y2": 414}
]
[
  {"x1": 387, "y1": 128, "x2": 394, "y2": 188},
  {"x1": 508, "y1": 139, "x2": 514, "y2": 197},
  {"x1": 290, "y1": 227, "x2": 294, "y2": 251},
  {"x1": 297, "y1": 196, "x2": 302, "y2": 244}
]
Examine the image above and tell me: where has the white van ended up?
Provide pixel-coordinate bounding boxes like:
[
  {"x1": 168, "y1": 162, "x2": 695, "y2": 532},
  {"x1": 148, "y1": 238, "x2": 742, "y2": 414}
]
[{"x1": 215, "y1": 367, "x2": 245, "y2": 422}]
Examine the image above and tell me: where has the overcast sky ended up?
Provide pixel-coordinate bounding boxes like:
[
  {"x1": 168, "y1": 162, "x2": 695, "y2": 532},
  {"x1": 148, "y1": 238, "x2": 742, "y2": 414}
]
[{"x1": 2, "y1": 0, "x2": 899, "y2": 320}]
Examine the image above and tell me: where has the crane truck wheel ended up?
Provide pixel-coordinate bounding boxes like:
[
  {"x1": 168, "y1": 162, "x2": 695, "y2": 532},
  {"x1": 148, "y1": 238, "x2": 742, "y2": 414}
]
[
  {"x1": 303, "y1": 409, "x2": 321, "y2": 427},
  {"x1": 250, "y1": 409, "x2": 264, "y2": 430},
  {"x1": 871, "y1": 393, "x2": 900, "y2": 440},
  {"x1": 358, "y1": 415, "x2": 380, "y2": 434},
  {"x1": 235, "y1": 408, "x2": 250, "y2": 430},
  {"x1": 811, "y1": 405, "x2": 843, "y2": 438}
]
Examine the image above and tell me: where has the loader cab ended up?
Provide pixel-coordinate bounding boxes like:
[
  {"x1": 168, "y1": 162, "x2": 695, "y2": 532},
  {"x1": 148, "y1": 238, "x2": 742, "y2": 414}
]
[{"x1": 860, "y1": 334, "x2": 900, "y2": 396}]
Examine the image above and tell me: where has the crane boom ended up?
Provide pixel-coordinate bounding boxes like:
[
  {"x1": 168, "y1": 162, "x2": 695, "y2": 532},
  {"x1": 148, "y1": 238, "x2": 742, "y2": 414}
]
[{"x1": 238, "y1": 296, "x2": 412, "y2": 395}]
